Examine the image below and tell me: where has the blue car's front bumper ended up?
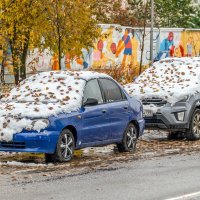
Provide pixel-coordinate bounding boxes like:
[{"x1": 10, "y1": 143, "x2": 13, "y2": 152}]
[{"x1": 0, "y1": 131, "x2": 59, "y2": 154}]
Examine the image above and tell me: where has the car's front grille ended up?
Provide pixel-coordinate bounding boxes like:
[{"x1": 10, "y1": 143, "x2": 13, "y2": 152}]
[
  {"x1": 142, "y1": 98, "x2": 167, "y2": 106},
  {"x1": 0, "y1": 141, "x2": 26, "y2": 149},
  {"x1": 145, "y1": 118, "x2": 164, "y2": 124}
]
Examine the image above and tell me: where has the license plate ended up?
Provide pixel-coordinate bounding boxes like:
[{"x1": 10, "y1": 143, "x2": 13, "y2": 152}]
[{"x1": 143, "y1": 110, "x2": 153, "y2": 117}]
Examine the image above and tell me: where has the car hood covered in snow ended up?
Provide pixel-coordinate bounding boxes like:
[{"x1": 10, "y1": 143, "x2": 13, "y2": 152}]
[
  {"x1": 0, "y1": 70, "x2": 110, "y2": 141},
  {"x1": 124, "y1": 57, "x2": 200, "y2": 104}
]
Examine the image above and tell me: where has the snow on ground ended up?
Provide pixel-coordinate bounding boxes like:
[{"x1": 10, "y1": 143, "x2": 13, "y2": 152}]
[
  {"x1": 0, "y1": 161, "x2": 53, "y2": 167},
  {"x1": 0, "y1": 71, "x2": 110, "y2": 141},
  {"x1": 83, "y1": 146, "x2": 114, "y2": 154},
  {"x1": 125, "y1": 57, "x2": 200, "y2": 104}
]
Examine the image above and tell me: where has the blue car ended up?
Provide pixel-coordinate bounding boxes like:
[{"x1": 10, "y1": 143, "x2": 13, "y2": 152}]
[{"x1": 0, "y1": 71, "x2": 145, "y2": 162}]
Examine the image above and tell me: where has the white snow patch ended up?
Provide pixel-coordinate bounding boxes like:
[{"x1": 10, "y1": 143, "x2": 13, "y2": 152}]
[
  {"x1": 0, "y1": 161, "x2": 53, "y2": 167},
  {"x1": 125, "y1": 57, "x2": 200, "y2": 107},
  {"x1": 143, "y1": 104, "x2": 161, "y2": 114},
  {"x1": 33, "y1": 119, "x2": 49, "y2": 132},
  {"x1": 83, "y1": 146, "x2": 113, "y2": 154}
]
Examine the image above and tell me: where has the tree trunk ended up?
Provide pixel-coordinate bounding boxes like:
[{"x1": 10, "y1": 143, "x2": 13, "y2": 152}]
[
  {"x1": 13, "y1": 58, "x2": 20, "y2": 85},
  {"x1": 20, "y1": 44, "x2": 29, "y2": 80},
  {"x1": 58, "y1": 35, "x2": 61, "y2": 70},
  {"x1": 20, "y1": 32, "x2": 30, "y2": 80},
  {"x1": 0, "y1": 57, "x2": 5, "y2": 83},
  {"x1": 139, "y1": 28, "x2": 146, "y2": 75},
  {"x1": 139, "y1": 3, "x2": 148, "y2": 75},
  {"x1": 20, "y1": 50, "x2": 27, "y2": 80},
  {"x1": 10, "y1": 22, "x2": 20, "y2": 85},
  {"x1": 10, "y1": 47, "x2": 20, "y2": 85},
  {"x1": 56, "y1": 2, "x2": 61, "y2": 71}
]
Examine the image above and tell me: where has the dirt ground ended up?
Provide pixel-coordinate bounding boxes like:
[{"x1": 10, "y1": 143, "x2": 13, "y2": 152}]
[{"x1": 1, "y1": 130, "x2": 200, "y2": 185}]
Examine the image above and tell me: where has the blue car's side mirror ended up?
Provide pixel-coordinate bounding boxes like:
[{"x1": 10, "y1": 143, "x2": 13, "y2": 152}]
[{"x1": 83, "y1": 98, "x2": 98, "y2": 107}]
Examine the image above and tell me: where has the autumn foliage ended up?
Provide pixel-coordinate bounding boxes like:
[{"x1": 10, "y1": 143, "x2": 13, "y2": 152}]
[{"x1": 0, "y1": 0, "x2": 99, "y2": 84}]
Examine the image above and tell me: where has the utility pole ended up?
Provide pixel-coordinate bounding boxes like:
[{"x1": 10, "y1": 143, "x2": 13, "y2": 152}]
[{"x1": 150, "y1": 0, "x2": 154, "y2": 64}]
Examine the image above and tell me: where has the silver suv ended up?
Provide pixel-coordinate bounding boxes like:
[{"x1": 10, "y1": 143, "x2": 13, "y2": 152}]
[{"x1": 125, "y1": 57, "x2": 200, "y2": 140}]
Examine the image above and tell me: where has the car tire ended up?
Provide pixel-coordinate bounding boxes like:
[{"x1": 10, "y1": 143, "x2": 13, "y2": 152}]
[
  {"x1": 186, "y1": 109, "x2": 200, "y2": 141},
  {"x1": 45, "y1": 129, "x2": 75, "y2": 163},
  {"x1": 117, "y1": 123, "x2": 138, "y2": 153}
]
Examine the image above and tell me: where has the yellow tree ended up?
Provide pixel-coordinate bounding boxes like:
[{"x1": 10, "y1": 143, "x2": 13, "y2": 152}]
[
  {"x1": 0, "y1": 0, "x2": 45, "y2": 84},
  {"x1": 41, "y1": 0, "x2": 100, "y2": 70},
  {"x1": 0, "y1": 0, "x2": 100, "y2": 83},
  {"x1": 93, "y1": 0, "x2": 122, "y2": 24}
]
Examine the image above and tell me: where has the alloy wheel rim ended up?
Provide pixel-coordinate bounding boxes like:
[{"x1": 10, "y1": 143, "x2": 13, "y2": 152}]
[
  {"x1": 193, "y1": 113, "x2": 200, "y2": 136},
  {"x1": 126, "y1": 127, "x2": 137, "y2": 150},
  {"x1": 60, "y1": 133, "x2": 74, "y2": 159}
]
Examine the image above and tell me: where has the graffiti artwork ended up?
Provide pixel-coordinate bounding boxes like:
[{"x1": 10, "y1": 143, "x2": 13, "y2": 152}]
[{"x1": 1, "y1": 25, "x2": 200, "y2": 83}]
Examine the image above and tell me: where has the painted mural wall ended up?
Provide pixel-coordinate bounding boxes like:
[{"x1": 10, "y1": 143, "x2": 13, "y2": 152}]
[{"x1": 1, "y1": 24, "x2": 200, "y2": 83}]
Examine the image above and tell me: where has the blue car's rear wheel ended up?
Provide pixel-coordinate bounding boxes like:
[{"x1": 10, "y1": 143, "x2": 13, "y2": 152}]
[
  {"x1": 117, "y1": 123, "x2": 138, "y2": 152},
  {"x1": 45, "y1": 129, "x2": 75, "y2": 162}
]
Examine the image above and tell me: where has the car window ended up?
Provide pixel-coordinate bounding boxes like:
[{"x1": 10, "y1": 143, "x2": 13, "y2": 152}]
[
  {"x1": 121, "y1": 89, "x2": 127, "y2": 100},
  {"x1": 99, "y1": 78, "x2": 123, "y2": 103},
  {"x1": 83, "y1": 79, "x2": 103, "y2": 104}
]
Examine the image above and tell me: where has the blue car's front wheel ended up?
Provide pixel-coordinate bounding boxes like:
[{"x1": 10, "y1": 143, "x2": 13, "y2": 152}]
[
  {"x1": 45, "y1": 129, "x2": 75, "y2": 162},
  {"x1": 117, "y1": 123, "x2": 138, "y2": 153}
]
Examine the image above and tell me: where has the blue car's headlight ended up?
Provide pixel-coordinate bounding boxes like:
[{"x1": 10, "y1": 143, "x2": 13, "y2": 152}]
[{"x1": 31, "y1": 119, "x2": 50, "y2": 131}]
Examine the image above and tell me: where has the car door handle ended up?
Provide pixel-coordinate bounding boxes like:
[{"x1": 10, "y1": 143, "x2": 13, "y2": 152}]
[
  {"x1": 124, "y1": 106, "x2": 128, "y2": 110},
  {"x1": 102, "y1": 109, "x2": 107, "y2": 114}
]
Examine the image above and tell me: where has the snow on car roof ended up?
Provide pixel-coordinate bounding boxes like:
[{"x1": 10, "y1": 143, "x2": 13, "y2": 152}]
[
  {"x1": 3, "y1": 70, "x2": 109, "y2": 104},
  {"x1": 124, "y1": 57, "x2": 200, "y2": 104},
  {"x1": 0, "y1": 71, "x2": 110, "y2": 141}
]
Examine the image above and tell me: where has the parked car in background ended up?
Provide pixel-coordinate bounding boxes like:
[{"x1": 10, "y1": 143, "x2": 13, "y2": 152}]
[
  {"x1": 125, "y1": 57, "x2": 200, "y2": 140},
  {"x1": 0, "y1": 71, "x2": 145, "y2": 162}
]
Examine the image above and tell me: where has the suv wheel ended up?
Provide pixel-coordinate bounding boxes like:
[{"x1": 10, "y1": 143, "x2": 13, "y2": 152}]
[
  {"x1": 45, "y1": 129, "x2": 75, "y2": 162},
  {"x1": 117, "y1": 123, "x2": 138, "y2": 152},
  {"x1": 186, "y1": 109, "x2": 200, "y2": 141}
]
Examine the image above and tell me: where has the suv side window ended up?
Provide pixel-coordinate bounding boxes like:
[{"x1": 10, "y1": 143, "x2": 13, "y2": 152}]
[
  {"x1": 83, "y1": 79, "x2": 103, "y2": 104},
  {"x1": 99, "y1": 78, "x2": 123, "y2": 103}
]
